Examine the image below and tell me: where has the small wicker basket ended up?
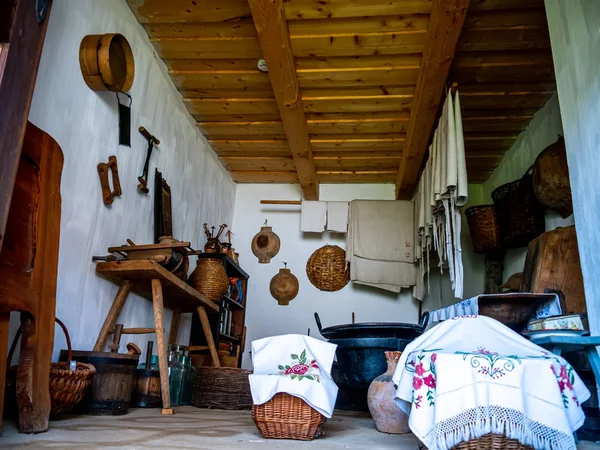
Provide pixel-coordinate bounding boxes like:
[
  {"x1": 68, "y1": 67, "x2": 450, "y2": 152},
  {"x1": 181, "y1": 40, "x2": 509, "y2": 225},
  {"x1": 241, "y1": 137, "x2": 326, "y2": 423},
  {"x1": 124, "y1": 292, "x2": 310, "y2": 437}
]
[
  {"x1": 465, "y1": 205, "x2": 502, "y2": 254},
  {"x1": 191, "y1": 367, "x2": 252, "y2": 410},
  {"x1": 418, "y1": 433, "x2": 533, "y2": 449},
  {"x1": 188, "y1": 257, "x2": 230, "y2": 302},
  {"x1": 6, "y1": 318, "x2": 96, "y2": 416},
  {"x1": 252, "y1": 393, "x2": 326, "y2": 441},
  {"x1": 306, "y1": 245, "x2": 350, "y2": 292}
]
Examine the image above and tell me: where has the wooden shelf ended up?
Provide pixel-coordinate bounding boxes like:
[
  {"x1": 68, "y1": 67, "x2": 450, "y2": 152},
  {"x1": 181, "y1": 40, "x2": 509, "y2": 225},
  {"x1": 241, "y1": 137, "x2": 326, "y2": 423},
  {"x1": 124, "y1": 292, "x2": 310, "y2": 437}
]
[
  {"x1": 196, "y1": 253, "x2": 249, "y2": 280},
  {"x1": 223, "y1": 295, "x2": 243, "y2": 310},
  {"x1": 219, "y1": 333, "x2": 240, "y2": 343}
]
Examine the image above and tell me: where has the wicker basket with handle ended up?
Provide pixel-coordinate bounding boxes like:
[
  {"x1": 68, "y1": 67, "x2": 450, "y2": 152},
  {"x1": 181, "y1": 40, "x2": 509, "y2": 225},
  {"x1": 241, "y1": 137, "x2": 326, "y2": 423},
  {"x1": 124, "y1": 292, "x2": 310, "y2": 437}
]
[
  {"x1": 6, "y1": 318, "x2": 96, "y2": 416},
  {"x1": 252, "y1": 393, "x2": 326, "y2": 440},
  {"x1": 306, "y1": 245, "x2": 350, "y2": 292},
  {"x1": 465, "y1": 205, "x2": 502, "y2": 254},
  {"x1": 418, "y1": 434, "x2": 533, "y2": 449}
]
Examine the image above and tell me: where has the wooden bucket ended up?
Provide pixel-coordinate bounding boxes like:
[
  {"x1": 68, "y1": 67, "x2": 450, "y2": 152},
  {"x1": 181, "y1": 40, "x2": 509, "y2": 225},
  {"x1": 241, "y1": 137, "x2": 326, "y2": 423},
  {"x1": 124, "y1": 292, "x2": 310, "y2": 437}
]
[
  {"x1": 79, "y1": 33, "x2": 135, "y2": 92},
  {"x1": 60, "y1": 350, "x2": 139, "y2": 415},
  {"x1": 132, "y1": 369, "x2": 161, "y2": 408}
]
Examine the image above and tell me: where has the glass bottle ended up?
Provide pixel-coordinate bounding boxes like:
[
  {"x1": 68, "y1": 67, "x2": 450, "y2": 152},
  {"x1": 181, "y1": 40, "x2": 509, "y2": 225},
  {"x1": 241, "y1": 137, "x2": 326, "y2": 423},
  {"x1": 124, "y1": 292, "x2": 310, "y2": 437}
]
[
  {"x1": 180, "y1": 354, "x2": 193, "y2": 405},
  {"x1": 168, "y1": 350, "x2": 184, "y2": 406}
]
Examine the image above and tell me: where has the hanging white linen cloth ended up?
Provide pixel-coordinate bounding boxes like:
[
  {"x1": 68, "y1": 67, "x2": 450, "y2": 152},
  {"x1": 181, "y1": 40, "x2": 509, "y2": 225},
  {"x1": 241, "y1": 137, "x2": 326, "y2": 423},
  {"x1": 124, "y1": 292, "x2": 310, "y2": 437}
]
[
  {"x1": 327, "y1": 201, "x2": 349, "y2": 233},
  {"x1": 413, "y1": 89, "x2": 468, "y2": 300},
  {"x1": 300, "y1": 201, "x2": 327, "y2": 232},
  {"x1": 392, "y1": 316, "x2": 589, "y2": 450},
  {"x1": 429, "y1": 293, "x2": 563, "y2": 323},
  {"x1": 249, "y1": 334, "x2": 339, "y2": 418},
  {"x1": 347, "y1": 200, "x2": 416, "y2": 293}
]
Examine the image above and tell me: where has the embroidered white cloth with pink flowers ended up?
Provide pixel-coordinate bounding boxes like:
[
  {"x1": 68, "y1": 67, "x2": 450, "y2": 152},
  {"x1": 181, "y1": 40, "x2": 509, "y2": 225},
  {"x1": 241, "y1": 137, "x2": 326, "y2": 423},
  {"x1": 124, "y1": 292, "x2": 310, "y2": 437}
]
[
  {"x1": 392, "y1": 315, "x2": 590, "y2": 450},
  {"x1": 249, "y1": 334, "x2": 338, "y2": 418}
]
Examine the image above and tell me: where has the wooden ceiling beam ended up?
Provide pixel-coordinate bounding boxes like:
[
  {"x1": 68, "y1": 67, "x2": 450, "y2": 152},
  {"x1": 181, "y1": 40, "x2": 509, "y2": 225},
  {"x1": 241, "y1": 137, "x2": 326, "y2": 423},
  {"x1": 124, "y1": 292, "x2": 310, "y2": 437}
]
[
  {"x1": 249, "y1": 0, "x2": 319, "y2": 200},
  {"x1": 395, "y1": 0, "x2": 469, "y2": 199}
]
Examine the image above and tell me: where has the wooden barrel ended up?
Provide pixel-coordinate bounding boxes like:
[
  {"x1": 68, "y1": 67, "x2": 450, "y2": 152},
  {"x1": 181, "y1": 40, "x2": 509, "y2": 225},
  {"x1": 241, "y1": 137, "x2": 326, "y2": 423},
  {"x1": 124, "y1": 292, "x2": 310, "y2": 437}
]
[
  {"x1": 60, "y1": 350, "x2": 139, "y2": 415},
  {"x1": 132, "y1": 369, "x2": 161, "y2": 408},
  {"x1": 79, "y1": 33, "x2": 135, "y2": 92}
]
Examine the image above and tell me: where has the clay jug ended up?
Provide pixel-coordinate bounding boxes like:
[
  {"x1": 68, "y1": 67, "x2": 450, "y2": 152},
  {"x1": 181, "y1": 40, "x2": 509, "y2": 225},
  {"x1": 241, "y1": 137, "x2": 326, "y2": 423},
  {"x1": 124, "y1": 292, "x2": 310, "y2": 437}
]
[
  {"x1": 367, "y1": 351, "x2": 410, "y2": 434},
  {"x1": 269, "y1": 264, "x2": 299, "y2": 305},
  {"x1": 251, "y1": 226, "x2": 280, "y2": 263}
]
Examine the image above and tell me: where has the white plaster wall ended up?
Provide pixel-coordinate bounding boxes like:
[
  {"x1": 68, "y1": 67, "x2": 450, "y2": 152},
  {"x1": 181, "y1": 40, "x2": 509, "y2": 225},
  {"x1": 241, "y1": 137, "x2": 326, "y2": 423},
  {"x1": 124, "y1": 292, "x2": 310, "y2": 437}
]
[
  {"x1": 15, "y1": 0, "x2": 236, "y2": 361},
  {"x1": 232, "y1": 184, "x2": 421, "y2": 369},
  {"x1": 481, "y1": 93, "x2": 574, "y2": 281},
  {"x1": 545, "y1": 0, "x2": 600, "y2": 334}
]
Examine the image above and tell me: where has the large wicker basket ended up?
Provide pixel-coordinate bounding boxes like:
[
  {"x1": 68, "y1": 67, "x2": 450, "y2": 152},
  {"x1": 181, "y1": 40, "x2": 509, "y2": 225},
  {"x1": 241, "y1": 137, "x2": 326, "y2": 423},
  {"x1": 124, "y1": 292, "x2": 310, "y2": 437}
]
[
  {"x1": 188, "y1": 257, "x2": 230, "y2": 302},
  {"x1": 306, "y1": 245, "x2": 350, "y2": 292},
  {"x1": 491, "y1": 170, "x2": 545, "y2": 249},
  {"x1": 192, "y1": 367, "x2": 252, "y2": 410},
  {"x1": 252, "y1": 393, "x2": 326, "y2": 441},
  {"x1": 465, "y1": 205, "x2": 502, "y2": 254},
  {"x1": 419, "y1": 433, "x2": 533, "y2": 449},
  {"x1": 6, "y1": 318, "x2": 96, "y2": 416}
]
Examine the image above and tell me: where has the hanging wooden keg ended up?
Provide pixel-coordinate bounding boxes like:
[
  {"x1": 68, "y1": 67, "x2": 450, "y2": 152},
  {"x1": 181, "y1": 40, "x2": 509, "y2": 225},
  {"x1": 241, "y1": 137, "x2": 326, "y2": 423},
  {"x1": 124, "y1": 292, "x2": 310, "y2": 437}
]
[
  {"x1": 270, "y1": 263, "x2": 299, "y2": 305},
  {"x1": 189, "y1": 258, "x2": 229, "y2": 302},
  {"x1": 532, "y1": 136, "x2": 573, "y2": 218},
  {"x1": 251, "y1": 224, "x2": 280, "y2": 263},
  {"x1": 79, "y1": 33, "x2": 135, "y2": 92}
]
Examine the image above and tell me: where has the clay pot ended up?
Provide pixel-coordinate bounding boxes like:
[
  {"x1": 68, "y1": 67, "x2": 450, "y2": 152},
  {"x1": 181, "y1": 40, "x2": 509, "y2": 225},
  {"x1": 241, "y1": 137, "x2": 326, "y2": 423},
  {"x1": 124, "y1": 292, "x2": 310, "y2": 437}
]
[
  {"x1": 367, "y1": 351, "x2": 410, "y2": 434},
  {"x1": 204, "y1": 237, "x2": 221, "y2": 254},
  {"x1": 270, "y1": 267, "x2": 299, "y2": 306},
  {"x1": 251, "y1": 226, "x2": 280, "y2": 263},
  {"x1": 188, "y1": 258, "x2": 229, "y2": 303}
]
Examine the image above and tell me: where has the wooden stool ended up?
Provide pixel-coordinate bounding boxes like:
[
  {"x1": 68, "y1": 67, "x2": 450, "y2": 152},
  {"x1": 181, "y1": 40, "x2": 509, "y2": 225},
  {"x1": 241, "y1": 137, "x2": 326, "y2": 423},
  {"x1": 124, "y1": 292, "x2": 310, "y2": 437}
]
[{"x1": 93, "y1": 260, "x2": 220, "y2": 414}]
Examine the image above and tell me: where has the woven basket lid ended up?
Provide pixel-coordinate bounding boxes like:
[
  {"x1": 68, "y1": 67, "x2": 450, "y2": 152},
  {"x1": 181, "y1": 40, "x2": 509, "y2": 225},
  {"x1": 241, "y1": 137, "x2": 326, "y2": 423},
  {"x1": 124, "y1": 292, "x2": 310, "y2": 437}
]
[{"x1": 306, "y1": 245, "x2": 350, "y2": 292}]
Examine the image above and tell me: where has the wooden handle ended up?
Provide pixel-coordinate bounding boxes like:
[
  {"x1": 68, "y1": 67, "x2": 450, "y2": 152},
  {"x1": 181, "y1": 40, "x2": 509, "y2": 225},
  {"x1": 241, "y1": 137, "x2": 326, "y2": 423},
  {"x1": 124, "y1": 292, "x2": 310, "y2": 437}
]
[
  {"x1": 139, "y1": 126, "x2": 160, "y2": 145},
  {"x1": 127, "y1": 342, "x2": 142, "y2": 355},
  {"x1": 260, "y1": 200, "x2": 302, "y2": 205}
]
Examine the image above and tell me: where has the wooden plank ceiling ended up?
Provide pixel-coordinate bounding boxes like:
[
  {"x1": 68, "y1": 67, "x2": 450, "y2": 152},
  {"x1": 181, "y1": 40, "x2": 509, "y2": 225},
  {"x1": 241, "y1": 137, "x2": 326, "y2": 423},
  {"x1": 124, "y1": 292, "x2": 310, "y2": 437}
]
[{"x1": 127, "y1": 0, "x2": 554, "y2": 199}]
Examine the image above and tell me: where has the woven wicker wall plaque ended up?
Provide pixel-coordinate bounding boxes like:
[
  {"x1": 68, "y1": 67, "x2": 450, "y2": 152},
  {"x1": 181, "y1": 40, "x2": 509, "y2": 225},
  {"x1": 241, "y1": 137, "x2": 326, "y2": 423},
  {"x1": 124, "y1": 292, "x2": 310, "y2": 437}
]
[{"x1": 306, "y1": 245, "x2": 350, "y2": 292}]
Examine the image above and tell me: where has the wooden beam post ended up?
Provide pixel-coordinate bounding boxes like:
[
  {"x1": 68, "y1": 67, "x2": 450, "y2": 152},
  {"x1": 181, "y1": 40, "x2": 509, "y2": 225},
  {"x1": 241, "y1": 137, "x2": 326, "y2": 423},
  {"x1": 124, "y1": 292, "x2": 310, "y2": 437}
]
[
  {"x1": 248, "y1": 0, "x2": 319, "y2": 200},
  {"x1": 395, "y1": 0, "x2": 469, "y2": 199}
]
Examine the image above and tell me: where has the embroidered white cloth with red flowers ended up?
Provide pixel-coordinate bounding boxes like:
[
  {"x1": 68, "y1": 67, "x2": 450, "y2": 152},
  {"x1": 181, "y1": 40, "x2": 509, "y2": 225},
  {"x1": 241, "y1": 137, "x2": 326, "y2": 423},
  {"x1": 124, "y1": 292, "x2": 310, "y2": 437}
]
[
  {"x1": 392, "y1": 315, "x2": 590, "y2": 450},
  {"x1": 249, "y1": 334, "x2": 338, "y2": 418}
]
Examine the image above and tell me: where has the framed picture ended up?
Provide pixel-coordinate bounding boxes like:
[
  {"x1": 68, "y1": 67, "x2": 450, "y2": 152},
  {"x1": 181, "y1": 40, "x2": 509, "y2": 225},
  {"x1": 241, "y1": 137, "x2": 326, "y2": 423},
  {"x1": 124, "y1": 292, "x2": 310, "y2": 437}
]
[{"x1": 154, "y1": 168, "x2": 172, "y2": 243}]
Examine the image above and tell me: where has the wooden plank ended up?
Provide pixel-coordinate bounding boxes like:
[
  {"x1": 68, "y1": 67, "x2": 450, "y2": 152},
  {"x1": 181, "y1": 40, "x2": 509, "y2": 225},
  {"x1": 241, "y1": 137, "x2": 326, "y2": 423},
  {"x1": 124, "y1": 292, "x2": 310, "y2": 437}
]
[
  {"x1": 283, "y1": 0, "x2": 433, "y2": 19},
  {"x1": 93, "y1": 281, "x2": 133, "y2": 352},
  {"x1": 232, "y1": 171, "x2": 299, "y2": 183},
  {"x1": 199, "y1": 121, "x2": 285, "y2": 137},
  {"x1": 296, "y1": 54, "x2": 420, "y2": 88},
  {"x1": 220, "y1": 156, "x2": 296, "y2": 172},
  {"x1": 315, "y1": 157, "x2": 401, "y2": 170},
  {"x1": 314, "y1": 150, "x2": 403, "y2": 158},
  {"x1": 0, "y1": 0, "x2": 51, "y2": 251},
  {"x1": 468, "y1": 0, "x2": 545, "y2": 11},
  {"x1": 306, "y1": 112, "x2": 409, "y2": 134},
  {"x1": 318, "y1": 171, "x2": 398, "y2": 183},
  {"x1": 209, "y1": 138, "x2": 289, "y2": 153},
  {"x1": 193, "y1": 113, "x2": 282, "y2": 122},
  {"x1": 151, "y1": 279, "x2": 172, "y2": 412},
  {"x1": 311, "y1": 134, "x2": 404, "y2": 151},
  {"x1": 290, "y1": 31, "x2": 426, "y2": 57},
  {"x1": 182, "y1": 89, "x2": 275, "y2": 99},
  {"x1": 302, "y1": 86, "x2": 414, "y2": 113},
  {"x1": 150, "y1": 37, "x2": 262, "y2": 60},
  {"x1": 457, "y1": 27, "x2": 550, "y2": 52},
  {"x1": 463, "y1": 8, "x2": 548, "y2": 29},
  {"x1": 289, "y1": 14, "x2": 430, "y2": 36},
  {"x1": 171, "y1": 70, "x2": 271, "y2": 91},
  {"x1": 143, "y1": 19, "x2": 258, "y2": 39},
  {"x1": 183, "y1": 98, "x2": 279, "y2": 116},
  {"x1": 249, "y1": 0, "x2": 319, "y2": 199},
  {"x1": 127, "y1": 0, "x2": 252, "y2": 23},
  {"x1": 460, "y1": 90, "x2": 553, "y2": 110},
  {"x1": 396, "y1": 0, "x2": 469, "y2": 198},
  {"x1": 167, "y1": 59, "x2": 267, "y2": 72}
]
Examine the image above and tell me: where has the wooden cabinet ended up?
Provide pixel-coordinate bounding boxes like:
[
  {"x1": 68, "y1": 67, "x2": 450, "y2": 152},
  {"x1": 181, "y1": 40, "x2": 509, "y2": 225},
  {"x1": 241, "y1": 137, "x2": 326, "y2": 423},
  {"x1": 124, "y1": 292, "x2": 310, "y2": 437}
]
[{"x1": 189, "y1": 254, "x2": 249, "y2": 368}]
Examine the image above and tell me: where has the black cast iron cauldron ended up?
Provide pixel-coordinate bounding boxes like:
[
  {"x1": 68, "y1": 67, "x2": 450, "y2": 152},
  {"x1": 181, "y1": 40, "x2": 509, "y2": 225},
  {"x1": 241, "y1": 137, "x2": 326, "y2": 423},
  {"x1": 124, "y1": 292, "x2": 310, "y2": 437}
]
[{"x1": 315, "y1": 312, "x2": 429, "y2": 390}]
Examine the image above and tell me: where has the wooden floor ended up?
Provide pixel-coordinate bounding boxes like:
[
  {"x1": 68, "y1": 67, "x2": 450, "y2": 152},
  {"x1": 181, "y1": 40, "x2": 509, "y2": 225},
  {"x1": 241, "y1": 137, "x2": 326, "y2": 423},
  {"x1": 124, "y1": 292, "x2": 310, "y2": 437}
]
[{"x1": 1, "y1": 407, "x2": 598, "y2": 449}]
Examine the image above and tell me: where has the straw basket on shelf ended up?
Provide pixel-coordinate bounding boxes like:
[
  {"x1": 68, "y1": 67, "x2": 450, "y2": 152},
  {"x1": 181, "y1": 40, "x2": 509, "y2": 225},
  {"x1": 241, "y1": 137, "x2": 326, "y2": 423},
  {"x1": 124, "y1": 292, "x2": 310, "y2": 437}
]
[
  {"x1": 6, "y1": 318, "x2": 96, "y2": 416},
  {"x1": 188, "y1": 257, "x2": 229, "y2": 302},
  {"x1": 465, "y1": 205, "x2": 502, "y2": 254},
  {"x1": 306, "y1": 245, "x2": 350, "y2": 292},
  {"x1": 418, "y1": 433, "x2": 533, "y2": 449},
  {"x1": 252, "y1": 393, "x2": 326, "y2": 441}
]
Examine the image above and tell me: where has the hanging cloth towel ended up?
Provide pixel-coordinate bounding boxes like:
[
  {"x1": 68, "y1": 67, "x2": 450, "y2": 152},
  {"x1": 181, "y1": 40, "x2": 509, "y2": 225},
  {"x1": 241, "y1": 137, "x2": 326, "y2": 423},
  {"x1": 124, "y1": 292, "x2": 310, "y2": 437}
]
[
  {"x1": 249, "y1": 334, "x2": 339, "y2": 418},
  {"x1": 326, "y1": 201, "x2": 349, "y2": 233},
  {"x1": 300, "y1": 201, "x2": 327, "y2": 233}
]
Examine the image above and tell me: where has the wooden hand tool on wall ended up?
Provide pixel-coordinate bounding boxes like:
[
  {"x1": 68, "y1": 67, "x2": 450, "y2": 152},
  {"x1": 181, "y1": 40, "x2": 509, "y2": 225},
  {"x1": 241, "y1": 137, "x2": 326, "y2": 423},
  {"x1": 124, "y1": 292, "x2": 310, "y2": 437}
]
[
  {"x1": 97, "y1": 155, "x2": 122, "y2": 205},
  {"x1": 137, "y1": 127, "x2": 160, "y2": 194}
]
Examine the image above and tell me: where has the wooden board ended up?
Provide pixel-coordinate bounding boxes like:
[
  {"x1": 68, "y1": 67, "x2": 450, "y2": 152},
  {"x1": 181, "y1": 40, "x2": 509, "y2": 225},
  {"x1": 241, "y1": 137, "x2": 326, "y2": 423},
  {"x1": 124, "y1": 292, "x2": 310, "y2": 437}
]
[
  {"x1": 95, "y1": 260, "x2": 219, "y2": 313},
  {"x1": 521, "y1": 226, "x2": 586, "y2": 315},
  {"x1": 283, "y1": 0, "x2": 433, "y2": 19}
]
